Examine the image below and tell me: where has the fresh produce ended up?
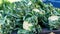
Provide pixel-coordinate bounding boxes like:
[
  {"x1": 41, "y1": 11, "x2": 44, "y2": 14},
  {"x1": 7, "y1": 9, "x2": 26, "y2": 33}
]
[
  {"x1": 23, "y1": 15, "x2": 42, "y2": 34},
  {"x1": 0, "y1": 0, "x2": 60, "y2": 34},
  {"x1": 23, "y1": 16, "x2": 41, "y2": 30},
  {"x1": 48, "y1": 16, "x2": 60, "y2": 30},
  {"x1": 18, "y1": 25, "x2": 41, "y2": 34}
]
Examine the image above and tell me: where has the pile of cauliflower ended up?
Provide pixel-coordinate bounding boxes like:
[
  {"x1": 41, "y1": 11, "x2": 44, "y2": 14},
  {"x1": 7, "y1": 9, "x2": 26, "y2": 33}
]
[{"x1": 0, "y1": 0, "x2": 60, "y2": 34}]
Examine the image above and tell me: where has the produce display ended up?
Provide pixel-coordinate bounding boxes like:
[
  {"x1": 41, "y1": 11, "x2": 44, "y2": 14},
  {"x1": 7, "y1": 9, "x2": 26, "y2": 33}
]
[
  {"x1": 48, "y1": 16, "x2": 60, "y2": 30},
  {"x1": 0, "y1": 0, "x2": 60, "y2": 34}
]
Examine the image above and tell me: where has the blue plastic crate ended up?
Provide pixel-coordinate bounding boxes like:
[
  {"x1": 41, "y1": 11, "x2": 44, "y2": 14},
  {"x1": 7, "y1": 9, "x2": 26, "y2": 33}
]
[{"x1": 43, "y1": 0, "x2": 60, "y2": 8}]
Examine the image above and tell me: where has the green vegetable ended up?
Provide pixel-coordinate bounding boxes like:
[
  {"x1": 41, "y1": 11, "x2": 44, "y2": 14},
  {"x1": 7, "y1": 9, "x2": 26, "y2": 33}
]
[
  {"x1": 0, "y1": 0, "x2": 60, "y2": 34},
  {"x1": 48, "y1": 16, "x2": 60, "y2": 30},
  {"x1": 23, "y1": 16, "x2": 38, "y2": 31},
  {"x1": 0, "y1": 0, "x2": 3, "y2": 4}
]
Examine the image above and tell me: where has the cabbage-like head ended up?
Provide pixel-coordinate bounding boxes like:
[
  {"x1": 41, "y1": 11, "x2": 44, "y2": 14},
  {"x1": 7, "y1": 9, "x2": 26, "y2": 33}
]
[{"x1": 48, "y1": 16, "x2": 60, "y2": 30}]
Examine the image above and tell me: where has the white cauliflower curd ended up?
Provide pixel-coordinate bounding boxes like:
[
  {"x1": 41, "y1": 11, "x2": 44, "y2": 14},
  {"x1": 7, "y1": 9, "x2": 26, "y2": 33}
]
[
  {"x1": 23, "y1": 21, "x2": 33, "y2": 31},
  {"x1": 48, "y1": 16, "x2": 59, "y2": 21}
]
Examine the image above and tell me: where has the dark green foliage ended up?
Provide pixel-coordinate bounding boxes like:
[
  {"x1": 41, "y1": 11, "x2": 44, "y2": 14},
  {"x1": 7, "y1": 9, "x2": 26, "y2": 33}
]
[{"x1": 0, "y1": 0, "x2": 60, "y2": 34}]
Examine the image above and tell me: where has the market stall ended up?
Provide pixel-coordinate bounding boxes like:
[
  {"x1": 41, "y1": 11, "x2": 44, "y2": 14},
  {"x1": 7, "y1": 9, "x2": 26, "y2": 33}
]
[{"x1": 0, "y1": 0, "x2": 60, "y2": 34}]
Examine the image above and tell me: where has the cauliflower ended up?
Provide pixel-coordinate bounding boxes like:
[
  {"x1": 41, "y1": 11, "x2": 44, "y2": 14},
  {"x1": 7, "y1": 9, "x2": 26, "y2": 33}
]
[
  {"x1": 48, "y1": 16, "x2": 60, "y2": 30},
  {"x1": 33, "y1": 9, "x2": 40, "y2": 12},
  {"x1": 23, "y1": 15, "x2": 42, "y2": 34},
  {"x1": 48, "y1": 16, "x2": 59, "y2": 21},
  {"x1": 33, "y1": 8, "x2": 45, "y2": 16},
  {"x1": 28, "y1": 1, "x2": 32, "y2": 6},
  {"x1": 23, "y1": 16, "x2": 38, "y2": 31},
  {"x1": 23, "y1": 21, "x2": 33, "y2": 31}
]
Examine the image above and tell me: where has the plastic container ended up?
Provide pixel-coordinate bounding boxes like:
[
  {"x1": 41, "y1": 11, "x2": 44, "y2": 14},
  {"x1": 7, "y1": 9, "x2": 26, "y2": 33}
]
[{"x1": 43, "y1": 0, "x2": 60, "y2": 8}]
